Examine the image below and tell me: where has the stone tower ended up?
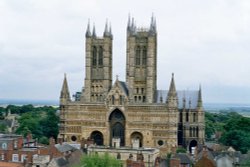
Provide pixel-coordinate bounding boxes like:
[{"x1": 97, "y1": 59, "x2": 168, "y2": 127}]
[
  {"x1": 82, "y1": 21, "x2": 113, "y2": 102},
  {"x1": 126, "y1": 15, "x2": 157, "y2": 103}
]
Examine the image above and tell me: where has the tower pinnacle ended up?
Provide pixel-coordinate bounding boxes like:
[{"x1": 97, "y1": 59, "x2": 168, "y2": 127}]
[
  {"x1": 197, "y1": 84, "x2": 203, "y2": 109},
  {"x1": 92, "y1": 24, "x2": 97, "y2": 38},
  {"x1": 103, "y1": 19, "x2": 109, "y2": 37},
  {"x1": 60, "y1": 73, "x2": 71, "y2": 104},
  {"x1": 166, "y1": 73, "x2": 178, "y2": 108},
  {"x1": 85, "y1": 19, "x2": 91, "y2": 37}
]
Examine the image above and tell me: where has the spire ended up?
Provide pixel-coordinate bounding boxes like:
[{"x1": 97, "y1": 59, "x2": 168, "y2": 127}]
[
  {"x1": 60, "y1": 73, "x2": 71, "y2": 104},
  {"x1": 109, "y1": 22, "x2": 113, "y2": 38},
  {"x1": 103, "y1": 19, "x2": 109, "y2": 37},
  {"x1": 166, "y1": 73, "x2": 178, "y2": 108},
  {"x1": 130, "y1": 17, "x2": 136, "y2": 35},
  {"x1": 189, "y1": 99, "x2": 192, "y2": 109},
  {"x1": 85, "y1": 19, "x2": 91, "y2": 37},
  {"x1": 183, "y1": 91, "x2": 186, "y2": 109},
  {"x1": 92, "y1": 24, "x2": 96, "y2": 38},
  {"x1": 150, "y1": 14, "x2": 154, "y2": 30},
  {"x1": 197, "y1": 84, "x2": 203, "y2": 109},
  {"x1": 149, "y1": 14, "x2": 157, "y2": 35},
  {"x1": 153, "y1": 16, "x2": 157, "y2": 32},
  {"x1": 127, "y1": 14, "x2": 131, "y2": 31},
  {"x1": 169, "y1": 73, "x2": 176, "y2": 93}
]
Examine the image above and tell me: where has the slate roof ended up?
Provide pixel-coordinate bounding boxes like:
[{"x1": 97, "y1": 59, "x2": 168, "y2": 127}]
[
  {"x1": 156, "y1": 90, "x2": 199, "y2": 109},
  {"x1": 55, "y1": 157, "x2": 69, "y2": 166},
  {"x1": 0, "y1": 120, "x2": 12, "y2": 127},
  {"x1": 55, "y1": 143, "x2": 77, "y2": 153},
  {"x1": 177, "y1": 153, "x2": 192, "y2": 164},
  {"x1": 118, "y1": 81, "x2": 129, "y2": 96}
]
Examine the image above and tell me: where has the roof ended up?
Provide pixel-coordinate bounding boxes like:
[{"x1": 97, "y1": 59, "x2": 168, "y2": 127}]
[
  {"x1": 55, "y1": 143, "x2": 77, "y2": 153},
  {"x1": 176, "y1": 153, "x2": 192, "y2": 164},
  {"x1": 55, "y1": 157, "x2": 69, "y2": 166},
  {"x1": 0, "y1": 120, "x2": 12, "y2": 127},
  {"x1": 194, "y1": 156, "x2": 216, "y2": 167},
  {"x1": 0, "y1": 162, "x2": 24, "y2": 167},
  {"x1": 118, "y1": 81, "x2": 129, "y2": 96},
  {"x1": 156, "y1": 90, "x2": 199, "y2": 109}
]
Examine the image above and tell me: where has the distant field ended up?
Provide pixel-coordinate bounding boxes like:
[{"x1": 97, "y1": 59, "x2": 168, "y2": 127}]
[{"x1": 204, "y1": 103, "x2": 250, "y2": 117}]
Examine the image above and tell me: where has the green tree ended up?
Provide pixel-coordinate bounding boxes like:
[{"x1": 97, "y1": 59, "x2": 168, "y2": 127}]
[
  {"x1": 40, "y1": 110, "x2": 59, "y2": 140},
  {"x1": 75, "y1": 153, "x2": 122, "y2": 167},
  {"x1": 176, "y1": 147, "x2": 187, "y2": 153},
  {"x1": 6, "y1": 105, "x2": 21, "y2": 114},
  {"x1": 16, "y1": 112, "x2": 42, "y2": 139},
  {"x1": 219, "y1": 116, "x2": 250, "y2": 154},
  {"x1": 39, "y1": 136, "x2": 49, "y2": 145},
  {"x1": 0, "y1": 107, "x2": 5, "y2": 119},
  {"x1": 0, "y1": 124, "x2": 7, "y2": 132},
  {"x1": 219, "y1": 130, "x2": 250, "y2": 154}
]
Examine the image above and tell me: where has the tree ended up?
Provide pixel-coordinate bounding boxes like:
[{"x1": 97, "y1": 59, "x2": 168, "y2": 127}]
[
  {"x1": 219, "y1": 116, "x2": 250, "y2": 154},
  {"x1": 0, "y1": 124, "x2": 7, "y2": 132},
  {"x1": 40, "y1": 110, "x2": 59, "y2": 140},
  {"x1": 219, "y1": 130, "x2": 250, "y2": 154},
  {"x1": 176, "y1": 147, "x2": 187, "y2": 153},
  {"x1": 16, "y1": 112, "x2": 42, "y2": 139},
  {"x1": 75, "y1": 153, "x2": 122, "y2": 167}
]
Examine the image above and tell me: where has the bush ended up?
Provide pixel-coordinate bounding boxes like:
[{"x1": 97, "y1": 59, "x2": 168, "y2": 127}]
[{"x1": 75, "y1": 153, "x2": 122, "y2": 167}]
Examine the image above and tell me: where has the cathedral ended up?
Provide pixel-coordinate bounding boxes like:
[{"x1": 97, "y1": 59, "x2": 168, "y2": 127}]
[{"x1": 59, "y1": 16, "x2": 205, "y2": 154}]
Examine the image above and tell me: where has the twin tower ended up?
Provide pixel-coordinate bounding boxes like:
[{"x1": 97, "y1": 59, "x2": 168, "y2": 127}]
[{"x1": 82, "y1": 16, "x2": 158, "y2": 104}]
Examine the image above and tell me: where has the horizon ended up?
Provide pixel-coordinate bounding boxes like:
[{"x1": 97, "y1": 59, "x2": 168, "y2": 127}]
[
  {"x1": 1, "y1": 98, "x2": 250, "y2": 106},
  {"x1": 1, "y1": 1, "x2": 250, "y2": 104}
]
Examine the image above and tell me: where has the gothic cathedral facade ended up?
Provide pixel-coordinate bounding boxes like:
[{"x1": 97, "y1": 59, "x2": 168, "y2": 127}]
[{"x1": 59, "y1": 16, "x2": 205, "y2": 153}]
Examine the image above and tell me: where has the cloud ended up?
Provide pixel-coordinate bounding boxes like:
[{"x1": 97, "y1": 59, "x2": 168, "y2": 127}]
[{"x1": 0, "y1": 0, "x2": 250, "y2": 103}]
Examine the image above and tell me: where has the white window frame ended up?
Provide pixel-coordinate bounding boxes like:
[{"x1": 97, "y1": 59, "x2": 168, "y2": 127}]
[
  {"x1": 14, "y1": 140, "x2": 18, "y2": 149},
  {"x1": 1, "y1": 153, "x2": 4, "y2": 161},
  {"x1": 21, "y1": 154, "x2": 27, "y2": 162},
  {"x1": 12, "y1": 154, "x2": 19, "y2": 162}
]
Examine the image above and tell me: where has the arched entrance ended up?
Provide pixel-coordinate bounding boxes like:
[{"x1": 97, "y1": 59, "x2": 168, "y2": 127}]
[
  {"x1": 189, "y1": 140, "x2": 197, "y2": 154},
  {"x1": 131, "y1": 132, "x2": 143, "y2": 147},
  {"x1": 90, "y1": 131, "x2": 104, "y2": 146},
  {"x1": 109, "y1": 109, "x2": 125, "y2": 146}
]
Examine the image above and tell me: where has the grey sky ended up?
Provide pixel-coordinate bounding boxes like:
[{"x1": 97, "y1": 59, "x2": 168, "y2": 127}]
[{"x1": 0, "y1": 0, "x2": 250, "y2": 104}]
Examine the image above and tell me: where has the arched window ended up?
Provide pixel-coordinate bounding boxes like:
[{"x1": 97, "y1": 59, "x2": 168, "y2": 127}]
[
  {"x1": 98, "y1": 46, "x2": 103, "y2": 65},
  {"x1": 136, "y1": 88, "x2": 139, "y2": 94},
  {"x1": 142, "y1": 46, "x2": 147, "y2": 65},
  {"x1": 186, "y1": 112, "x2": 189, "y2": 122},
  {"x1": 134, "y1": 96, "x2": 137, "y2": 102},
  {"x1": 92, "y1": 46, "x2": 97, "y2": 66},
  {"x1": 193, "y1": 113, "x2": 196, "y2": 122},
  {"x1": 136, "y1": 46, "x2": 140, "y2": 65},
  {"x1": 180, "y1": 112, "x2": 183, "y2": 122},
  {"x1": 119, "y1": 95, "x2": 123, "y2": 105},
  {"x1": 193, "y1": 127, "x2": 196, "y2": 137},
  {"x1": 112, "y1": 95, "x2": 115, "y2": 105},
  {"x1": 196, "y1": 127, "x2": 199, "y2": 137}
]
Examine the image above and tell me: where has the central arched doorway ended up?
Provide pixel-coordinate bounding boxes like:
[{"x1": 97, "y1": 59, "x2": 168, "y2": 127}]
[
  {"x1": 90, "y1": 131, "x2": 104, "y2": 146},
  {"x1": 109, "y1": 109, "x2": 125, "y2": 146}
]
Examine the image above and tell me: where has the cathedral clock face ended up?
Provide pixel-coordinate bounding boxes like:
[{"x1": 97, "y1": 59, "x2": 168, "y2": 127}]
[{"x1": 2, "y1": 143, "x2": 7, "y2": 149}]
